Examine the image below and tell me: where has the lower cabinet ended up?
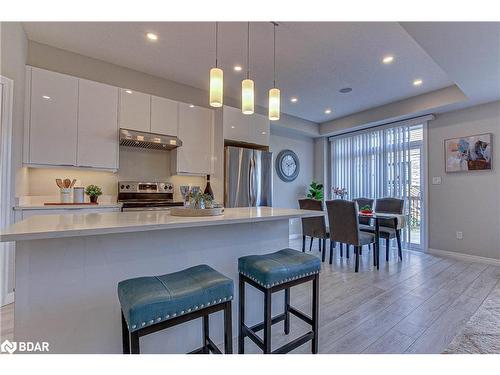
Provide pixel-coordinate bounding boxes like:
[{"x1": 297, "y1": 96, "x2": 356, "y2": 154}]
[{"x1": 172, "y1": 103, "x2": 214, "y2": 175}]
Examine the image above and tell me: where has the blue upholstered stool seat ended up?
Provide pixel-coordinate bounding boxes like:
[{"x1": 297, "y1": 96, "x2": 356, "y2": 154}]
[
  {"x1": 118, "y1": 265, "x2": 234, "y2": 332},
  {"x1": 238, "y1": 248, "x2": 321, "y2": 289}
]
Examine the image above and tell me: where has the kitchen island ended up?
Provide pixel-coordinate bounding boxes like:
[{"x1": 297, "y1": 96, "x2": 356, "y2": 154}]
[{"x1": 0, "y1": 207, "x2": 321, "y2": 353}]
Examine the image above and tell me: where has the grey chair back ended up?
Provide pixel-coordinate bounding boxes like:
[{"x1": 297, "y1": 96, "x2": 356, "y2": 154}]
[
  {"x1": 325, "y1": 199, "x2": 360, "y2": 246},
  {"x1": 298, "y1": 199, "x2": 327, "y2": 239},
  {"x1": 375, "y1": 198, "x2": 404, "y2": 228},
  {"x1": 353, "y1": 198, "x2": 374, "y2": 225}
]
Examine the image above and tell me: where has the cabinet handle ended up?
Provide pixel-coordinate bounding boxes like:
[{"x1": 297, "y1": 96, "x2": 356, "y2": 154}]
[{"x1": 57, "y1": 164, "x2": 75, "y2": 167}]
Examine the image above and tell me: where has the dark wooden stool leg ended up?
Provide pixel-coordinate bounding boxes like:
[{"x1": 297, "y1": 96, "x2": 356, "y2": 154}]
[
  {"x1": 329, "y1": 240, "x2": 334, "y2": 264},
  {"x1": 373, "y1": 243, "x2": 377, "y2": 267},
  {"x1": 284, "y1": 288, "x2": 290, "y2": 334},
  {"x1": 130, "y1": 331, "x2": 140, "y2": 354},
  {"x1": 121, "y1": 310, "x2": 130, "y2": 354},
  {"x1": 312, "y1": 274, "x2": 319, "y2": 354},
  {"x1": 386, "y1": 238, "x2": 390, "y2": 261},
  {"x1": 224, "y1": 301, "x2": 233, "y2": 354},
  {"x1": 321, "y1": 238, "x2": 326, "y2": 262},
  {"x1": 238, "y1": 276, "x2": 245, "y2": 354},
  {"x1": 318, "y1": 238, "x2": 321, "y2": 252},
  {"x1": 203, "y1": 314, "x2": 210, "y2": 353},
  {"x1": 309, "y1": 237, "x2": 313, "y2": 251},
  {"x1": 264, "y1": 289, "x2": 272, "y2": 353},
  {"x1": 302, "y1": 235, "x2": 306, "y2": 252},
  {"x1": 346, "y1": 244, "x2": 350, "y2": 258},
  {"x1": 340, "y1": 243, "x2": 343, "y2": 257}
]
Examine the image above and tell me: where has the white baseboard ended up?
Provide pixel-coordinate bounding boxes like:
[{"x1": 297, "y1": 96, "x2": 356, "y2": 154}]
[
  {"x1": 428, "y1": 248, "x2": 500, "y2": 266},
  {"x1": 1, "y1": 291, "x2": 14, "y2": 307}
]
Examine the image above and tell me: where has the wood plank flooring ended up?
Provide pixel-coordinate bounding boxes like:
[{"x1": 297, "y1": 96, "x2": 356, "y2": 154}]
[{"x1": 0, "y1": 239, "x2": 498, "y2": 353}]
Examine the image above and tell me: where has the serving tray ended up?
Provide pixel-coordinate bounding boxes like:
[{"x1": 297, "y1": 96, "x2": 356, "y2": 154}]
[{"x1": 170, "y1": 207, "x2": 224, "y2": 217}]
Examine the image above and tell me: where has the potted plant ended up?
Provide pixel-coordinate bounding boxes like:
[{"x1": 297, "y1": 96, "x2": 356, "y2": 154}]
[
  {"x1": 306, "y1": 181, "x2": 324, "y2": 200},
  {"x1": 85, "y1": 185, "x2": 103, "y2": 203}
]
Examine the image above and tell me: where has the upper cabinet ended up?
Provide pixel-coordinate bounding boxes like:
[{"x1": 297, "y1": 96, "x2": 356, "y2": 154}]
[
  {"x1": 77, "y1": 80, "x2": 119, "y2": 169},
  {"x1": 151, "y1": 95, "x2": 178, "y2": 136},
  {"x1": 173, "y1": 103, "x2": 214, "y2": 175},
  {"x1": 222, "y1": 105, "x2": 270, "y2": 146},
  {"x1": 28, "y1": 67, "x2": 79, "y2": 166},
  {"x1": 25, "y1": 67, "x2": 119, "y2": 171},
  {"x1": 119, "y1": 89, "x2": 150, "y2": 132}
]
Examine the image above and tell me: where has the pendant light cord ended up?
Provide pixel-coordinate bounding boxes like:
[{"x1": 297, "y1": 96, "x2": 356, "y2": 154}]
[
  {"x1": 246, "y1": 22, "x2": 250, "y2": 79},
  {"x1": 215, "y1": 22, "x2": 218, "y2": 68},
  {"x1": 273, "y1": 22, "x2": 276, "y2": 88}
]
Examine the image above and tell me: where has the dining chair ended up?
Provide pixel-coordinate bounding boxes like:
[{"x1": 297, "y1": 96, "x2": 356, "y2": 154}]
[
  {"x1": 353, "y1": 197, "x2": 375, "y2": 255},
  {"x1": 361, "y1": 197, "x2": 404, "y2": 261},
  {"x1": 298, "y1": 199, "x2": 331, "y2": 262},
  {"x1": 325, "y1": 200, "x2": 376, "y2": 272}
]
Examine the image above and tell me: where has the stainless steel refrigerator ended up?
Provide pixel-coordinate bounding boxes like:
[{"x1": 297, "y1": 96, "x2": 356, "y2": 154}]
[{"x1": 225, "y1": 146, "x2": 273, "y2": 208}]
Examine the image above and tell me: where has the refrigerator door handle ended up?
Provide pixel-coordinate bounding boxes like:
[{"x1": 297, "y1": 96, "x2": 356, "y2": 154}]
[{"x1": 249, "y1": 155, "x2": 255, "y2": 206}]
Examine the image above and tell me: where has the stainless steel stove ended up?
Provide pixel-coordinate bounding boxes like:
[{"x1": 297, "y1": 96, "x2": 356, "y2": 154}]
[{"x1": 118, "y1": 181, "x2": 184, "y2": 211}]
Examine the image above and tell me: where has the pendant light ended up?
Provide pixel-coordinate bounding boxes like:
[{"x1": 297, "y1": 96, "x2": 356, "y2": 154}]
[
  {"x1": 242, "y1": 22, "x2": 254, "y2": 115},
  {"x1": 209, "y1": 22, "x2": 223, "y2": 107},
  {"x1": 268, "y1": 22, "x2": 280, "y2": 121}
]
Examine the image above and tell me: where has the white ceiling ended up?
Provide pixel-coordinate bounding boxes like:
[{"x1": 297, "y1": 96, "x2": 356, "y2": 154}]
[{"x1": 21, "y1": 22, "x2": 494, "y2": 123}]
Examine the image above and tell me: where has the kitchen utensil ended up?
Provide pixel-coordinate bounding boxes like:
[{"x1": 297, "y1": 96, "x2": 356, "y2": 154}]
[
  {"x1": 64, "y1": 179, "x2": 71, "y2": 188},
  {"x1": 70, "y1": 179, "x2": 77, "y2": 188},
  {"x1": 60, "y1": 188, "x2": 72, "y2": 203},
  {"x1": 56, "y1": 179, "x2": 63, "y2": 189},
  {"x1": 73, "y1": 187, "x2": 85, "y2": 203}
]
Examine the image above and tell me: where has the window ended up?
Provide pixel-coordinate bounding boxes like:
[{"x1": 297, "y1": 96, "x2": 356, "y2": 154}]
[{"x1": 330, "y1": 121, "x2": 426, "y2": 249}]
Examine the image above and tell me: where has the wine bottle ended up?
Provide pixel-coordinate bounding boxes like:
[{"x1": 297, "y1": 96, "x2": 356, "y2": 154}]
[{"x1": 204, "y1": 174, "x2": 214, "y2": 199}]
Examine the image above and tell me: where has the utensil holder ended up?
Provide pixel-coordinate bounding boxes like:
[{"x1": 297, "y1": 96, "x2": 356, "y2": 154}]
[
  {"x1": 60, "y1": 188, "x2": 72, "y2": 203},
  {"x1": 73, "y1": 187, "x2": 85, "y2": 204}
]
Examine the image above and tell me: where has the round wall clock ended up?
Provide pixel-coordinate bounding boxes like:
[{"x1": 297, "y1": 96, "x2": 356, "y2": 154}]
[{"x1": 276, "y1": 149, "x2": 300, "y2": 182}]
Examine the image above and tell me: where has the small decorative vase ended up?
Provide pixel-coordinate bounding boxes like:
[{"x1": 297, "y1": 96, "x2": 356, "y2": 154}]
[{"x1": 90, "y1": 195, "x2": 98, "y2": 204}]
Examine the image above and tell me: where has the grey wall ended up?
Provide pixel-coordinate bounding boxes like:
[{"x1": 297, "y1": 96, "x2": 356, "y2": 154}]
[
  {"x1": 270, "y1": 128, "x2": 315, "y2": 235},
  {"x1": 428, "y1": 100, "x2": 500, "y2": 260},
  {"x1": 0, "y1": 22, "x2": 28, "y2": 296}
]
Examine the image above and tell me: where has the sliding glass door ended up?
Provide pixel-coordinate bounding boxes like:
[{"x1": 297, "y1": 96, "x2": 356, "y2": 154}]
[{"x1": 330, "y1": 121, "x2": 427, "y2": 250}]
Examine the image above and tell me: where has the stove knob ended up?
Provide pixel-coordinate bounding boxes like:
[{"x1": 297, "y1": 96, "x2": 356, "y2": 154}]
[
  {"x1": 126, "y1": 185, "x2": 130, "y2": 189},
  {"x1": 120, "y1": 185, "x2": 125, "y2": 189}
]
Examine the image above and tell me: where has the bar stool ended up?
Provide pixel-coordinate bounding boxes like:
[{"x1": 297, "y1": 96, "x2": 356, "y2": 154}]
[
  {"x1": 238, "y1": 248, "x2": 321, "y2": 354},
  {"x1": 118, "y1": 264, "x2": 234, "y2": 354}
]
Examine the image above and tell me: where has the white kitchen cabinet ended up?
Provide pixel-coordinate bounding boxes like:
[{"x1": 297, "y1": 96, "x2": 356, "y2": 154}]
[
  {"x1": 173, "y1": 103, "x2": 214, "y2": 175},
  {"x1": 119, "y1": 89, "x2": 150, "y2": 132},
  {"x1": 151, "y1": 95, "x2": 178, "y2": 136},
  {"x1": 223, "y1": 105, "x2": 248, "y2": 142},
  {"x1": 28, "y1": 67, "x2": 79, "y2": 166},
  {"x1": 252, "y1": 112, "x2": 270, "y2": 146},
  {"x1": 222, "y1": 105, "x2": 270, "y2": 146},
  {"x1": 77, "y1": 79, "x2": 119, "y2": 169}
]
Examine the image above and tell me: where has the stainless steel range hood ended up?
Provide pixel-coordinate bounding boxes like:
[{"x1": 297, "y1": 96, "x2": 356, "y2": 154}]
[{"x1": 119, "y1": 128, "x2": 182, "y2": 151}]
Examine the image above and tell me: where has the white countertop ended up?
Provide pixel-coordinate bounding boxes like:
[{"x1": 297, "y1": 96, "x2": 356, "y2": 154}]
[
  {"x1": 13, "y1": 203, "x2": 122, "y2": 210},
  {"x1": 0, "y1": 207, "x2": 321, "y2": 242}
]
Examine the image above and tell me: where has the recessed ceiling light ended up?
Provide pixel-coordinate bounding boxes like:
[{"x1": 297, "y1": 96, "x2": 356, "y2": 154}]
[
  {"x1": 382, "y1": 55, "x2": 394, "y2": 64},
  {"x1": 261, "y1": 131, "x2": 267, "y2": 135},
  {"x1": 413, "y1": 79, "x2": 423, "y2": 86},
  {"x1": 324, "y1": 109, "x2": 332, "y2": 114},
  {"x1": 125, "y1": 89, "x2": 133, "y2": 94},
  {"x1": 339, "y1": 87, "x2": 352, "y2": 94},
  {"x1": 290, "y1": 97, "x2": 298, "y2": 103},
  {"x1": 234, "y1": 65, "x2": 242, "y2": 72},
  {"x1": 189, "y1": 104, "x2": 195, "y2": 108},
  {"x1": 231, "y1": 126, "x2": 235, "y2": 129},
  {"x1": 146, "y1": 32, "x2": 158, "y2": 41},
  {"x1": 42, "y1": 95, "x2": 51, "y2": 100}
]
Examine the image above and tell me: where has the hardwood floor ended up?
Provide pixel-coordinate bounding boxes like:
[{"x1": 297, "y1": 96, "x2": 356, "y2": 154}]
[{"x1": 0, "y1": 238, "x2": 498, "y2": 354}]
